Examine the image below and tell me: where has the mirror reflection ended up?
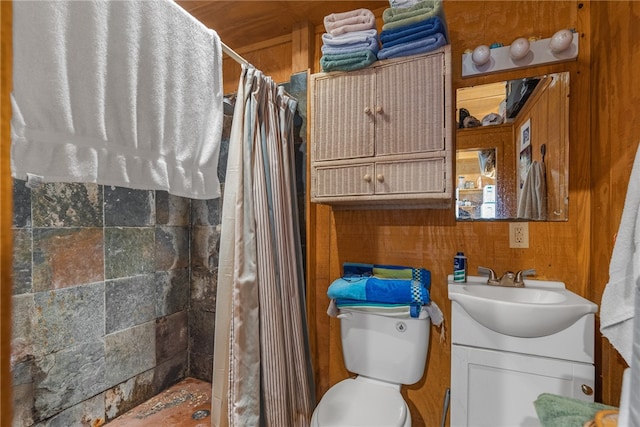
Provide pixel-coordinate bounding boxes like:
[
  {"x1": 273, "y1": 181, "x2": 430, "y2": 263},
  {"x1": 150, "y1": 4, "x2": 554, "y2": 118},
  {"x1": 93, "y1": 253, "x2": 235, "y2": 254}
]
[{"x1": 455, "y1": 72, "x2": 570, "y2": 221}]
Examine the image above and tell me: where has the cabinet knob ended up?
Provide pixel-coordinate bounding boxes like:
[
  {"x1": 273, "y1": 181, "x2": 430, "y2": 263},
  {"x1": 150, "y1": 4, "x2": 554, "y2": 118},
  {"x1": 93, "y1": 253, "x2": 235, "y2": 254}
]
[
  {"x1": 581, "y1": 384, "x2": 593, "y2": 396},
  {"x1": 376, "y1": 106, "x2": 383, "y2": 114},
  {"x1": 376, "y1": 174, "x2": 384, "y2": 183},
  {"x1": 363, "y1": 174, "x2": 372, "y2": 182},
  {"x1": 364, "y1": 107, "x2": 372, "y2": 115}
]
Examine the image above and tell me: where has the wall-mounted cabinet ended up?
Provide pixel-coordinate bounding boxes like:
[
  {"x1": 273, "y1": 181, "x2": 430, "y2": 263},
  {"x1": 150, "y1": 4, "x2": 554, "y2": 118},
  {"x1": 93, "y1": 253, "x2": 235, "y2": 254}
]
[{"x1": 309, "y1": 46, "x2": 452, "y2": 208}]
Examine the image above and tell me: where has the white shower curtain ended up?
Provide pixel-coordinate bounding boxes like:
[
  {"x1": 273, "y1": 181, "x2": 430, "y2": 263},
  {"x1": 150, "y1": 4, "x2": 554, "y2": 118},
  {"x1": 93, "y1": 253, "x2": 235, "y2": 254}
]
[{"x1": 212, "y1": 65, "x2": 314, "y2": 427}]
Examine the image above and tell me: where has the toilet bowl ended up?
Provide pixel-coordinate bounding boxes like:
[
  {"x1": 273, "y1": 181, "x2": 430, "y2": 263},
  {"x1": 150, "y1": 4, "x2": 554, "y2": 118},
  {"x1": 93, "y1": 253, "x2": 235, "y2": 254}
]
[
  {"x1": 311, "y1": 308, "x2": 431, "y2": 427},
  {"x1": 310, "y1": 377, "x2": 410, "y2": 427}
]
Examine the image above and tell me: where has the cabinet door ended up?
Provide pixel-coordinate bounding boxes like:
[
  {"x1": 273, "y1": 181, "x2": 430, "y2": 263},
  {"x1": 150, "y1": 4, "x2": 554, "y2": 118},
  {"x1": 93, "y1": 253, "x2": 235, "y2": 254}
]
[
  {"x1": 376, "y1": 53, "x2": 445, "y2": 156},
  {"x1": 375, "y1": 159, "x2": 445, "y2": 194},
  {"x1": 314, "y1": 164, "x2": 375, "y2": 198},
  {"x1": 312, "y1": 70, "x2": 376, "y2": 161},
  {"x1": 451, "y1": 345, "x2": 595, "y2": 427}
]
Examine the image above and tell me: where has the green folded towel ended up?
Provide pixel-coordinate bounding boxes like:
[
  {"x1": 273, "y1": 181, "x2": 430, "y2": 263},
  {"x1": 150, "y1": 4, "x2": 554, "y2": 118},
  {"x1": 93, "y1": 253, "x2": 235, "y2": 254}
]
[
  {"x1": 320, "y1": 50, "x2": 377, "y2": 72},
  {"x1": 383, "y1": 0, "x2": 442, "y2": 22},
  {"x1": 534, "y1": 393, "x2": 617, "y2": 427}
]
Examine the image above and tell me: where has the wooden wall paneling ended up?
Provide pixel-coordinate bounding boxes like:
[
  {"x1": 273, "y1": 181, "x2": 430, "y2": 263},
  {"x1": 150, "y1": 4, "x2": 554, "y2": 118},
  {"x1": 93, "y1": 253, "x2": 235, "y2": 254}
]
[
  {"x1": 590, "y1": 0, "x2": 623, "y2": 401},
  {"x1": 1, "y1": 1, "x2": 13, "y2": 424},
  {"x1": 590, "y1": 1, "x2": 640, "y2": 406},
  {"x1": 312, "y1": 30, "x2": 322, "y2": 74},
  {"x1": 222, "y1": 58, "x2": 243, "y2": 95},
  {"x1": 563, "y1": 0, "x2": 590, "y2": 298},
  {"x1": 326, "y1": 210, "x2": 347, "y2": 388},
  {"x1": 221, "y1": 34, "x2": 293, "y2": 94},
  {"x1": 308, "y1": 204, "x2": 334, "y2": 396},
  {"x1": 291, "y1": 21, "x2": 314, "y2": 74},
  {"x1": 178, "y1": 1, "x2": 389, "y2": 53},
  {"x1": 548, "y1": 72, "x2": 570, "y2": 222}
]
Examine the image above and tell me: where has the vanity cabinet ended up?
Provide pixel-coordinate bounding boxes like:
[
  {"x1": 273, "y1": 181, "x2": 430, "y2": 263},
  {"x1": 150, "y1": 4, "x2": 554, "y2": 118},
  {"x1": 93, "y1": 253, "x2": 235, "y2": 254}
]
[
  {"x1": 449, "y1": 276, "x2": 597, "y2": 427},
  {"x1": 309, "y1": 46, "x2": 452, "y2": 208}
]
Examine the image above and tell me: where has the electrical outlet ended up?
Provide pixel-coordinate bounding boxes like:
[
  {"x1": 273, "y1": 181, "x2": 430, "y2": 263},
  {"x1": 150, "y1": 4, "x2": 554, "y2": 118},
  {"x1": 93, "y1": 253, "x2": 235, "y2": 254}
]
[{"x1": 509, "y1": 222, "x2": 529, "y2": 248}]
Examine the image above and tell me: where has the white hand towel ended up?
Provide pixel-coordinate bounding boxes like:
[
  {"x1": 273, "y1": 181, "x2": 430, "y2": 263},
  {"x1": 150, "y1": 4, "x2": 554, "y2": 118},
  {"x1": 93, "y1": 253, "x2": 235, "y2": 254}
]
[
  {"x1": 517, "y1": 161, "x2": 548, "y2": 220},
  {"x1": 11, "y1": 0, "x2": 223, "y2": 199},
  {"x1": 600, "y1": 142, "x2": 640, "y2": 366}
]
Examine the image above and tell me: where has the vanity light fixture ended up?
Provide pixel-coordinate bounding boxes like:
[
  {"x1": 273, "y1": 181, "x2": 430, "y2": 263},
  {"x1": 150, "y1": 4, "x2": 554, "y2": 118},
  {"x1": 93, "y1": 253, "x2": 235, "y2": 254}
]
[{"x1": 462, "y1": 30, "x2": 579, "y2": 77}]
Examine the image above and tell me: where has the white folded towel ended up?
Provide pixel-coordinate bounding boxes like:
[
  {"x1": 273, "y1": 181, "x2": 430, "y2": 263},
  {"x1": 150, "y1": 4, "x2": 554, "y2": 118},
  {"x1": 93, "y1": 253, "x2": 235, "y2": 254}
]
[
  {"x1": 600, "y1": 142, "x2": 640, "y2": 366},
  {"x1": 11, "y1": 0, "x2": 223, "y2": 199},
  {"x1": 323, "y1": 9, "x2": 377, "y2": 37}
]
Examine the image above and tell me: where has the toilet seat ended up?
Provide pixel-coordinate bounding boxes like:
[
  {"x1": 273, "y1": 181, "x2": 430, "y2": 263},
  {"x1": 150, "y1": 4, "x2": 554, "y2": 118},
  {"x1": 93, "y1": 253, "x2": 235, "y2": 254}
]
[{"x1": 312, "y1": 377, "x2": 409, "y2": 427}]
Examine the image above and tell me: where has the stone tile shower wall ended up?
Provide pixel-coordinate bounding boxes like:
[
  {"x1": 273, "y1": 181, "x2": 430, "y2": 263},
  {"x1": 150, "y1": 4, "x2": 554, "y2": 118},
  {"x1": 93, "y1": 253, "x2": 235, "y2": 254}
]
[{"x1": 11, "y1": 182, "x2": 197, "y2": 426}]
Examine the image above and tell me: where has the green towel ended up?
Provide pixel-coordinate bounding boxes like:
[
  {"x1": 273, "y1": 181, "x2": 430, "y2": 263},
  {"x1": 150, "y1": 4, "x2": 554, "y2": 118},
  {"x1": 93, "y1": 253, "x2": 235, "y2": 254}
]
[
  {"x1": 320, "y1": 50, "x2": 377, "y2": 72},
  {"x1": 382, "y1": 12, "x2": 441, "y2": 32},
  {"x1": 533, "y1": 393, "x2": 617, "y2": 427},
  {"x1": 383, "y1": 0, "x2": 442, "y2": 22}
]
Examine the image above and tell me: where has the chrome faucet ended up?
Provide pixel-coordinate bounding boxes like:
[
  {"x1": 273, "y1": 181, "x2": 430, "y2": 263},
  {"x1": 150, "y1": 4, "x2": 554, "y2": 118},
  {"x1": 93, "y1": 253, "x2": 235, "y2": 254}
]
[{"x1": 478, "y1": 267, "x2": 536, "y2": 287}]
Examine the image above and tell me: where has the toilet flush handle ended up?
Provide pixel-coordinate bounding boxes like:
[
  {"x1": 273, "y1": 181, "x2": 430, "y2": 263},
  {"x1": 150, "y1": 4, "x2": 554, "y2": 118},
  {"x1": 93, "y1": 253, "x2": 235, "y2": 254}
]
[{"x1": 337, "y1": 313, "x2": 352, "y2": 320}]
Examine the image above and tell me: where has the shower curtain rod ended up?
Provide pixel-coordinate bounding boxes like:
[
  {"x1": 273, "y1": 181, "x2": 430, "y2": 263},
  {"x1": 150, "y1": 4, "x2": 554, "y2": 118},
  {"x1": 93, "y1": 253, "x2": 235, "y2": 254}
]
[
  {"x1": 221, "y1": 41, "x2": 251, "y2": 67},
  {"x1": 220, "y1": 40, "x2": 295, "y2": 100}
]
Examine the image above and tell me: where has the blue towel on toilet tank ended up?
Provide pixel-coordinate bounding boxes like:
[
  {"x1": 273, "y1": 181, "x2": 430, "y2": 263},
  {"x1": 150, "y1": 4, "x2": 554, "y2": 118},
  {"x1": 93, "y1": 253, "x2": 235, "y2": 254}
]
[{"x1": 328, "y1": 276, "x2": 430, "y2": 305}]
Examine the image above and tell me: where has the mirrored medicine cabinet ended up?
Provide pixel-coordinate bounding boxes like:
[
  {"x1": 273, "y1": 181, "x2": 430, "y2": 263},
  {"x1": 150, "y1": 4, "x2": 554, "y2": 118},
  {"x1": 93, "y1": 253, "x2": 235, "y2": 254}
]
[{"x1": 455, "y1": 71, "x2": 569, "y2": 221}]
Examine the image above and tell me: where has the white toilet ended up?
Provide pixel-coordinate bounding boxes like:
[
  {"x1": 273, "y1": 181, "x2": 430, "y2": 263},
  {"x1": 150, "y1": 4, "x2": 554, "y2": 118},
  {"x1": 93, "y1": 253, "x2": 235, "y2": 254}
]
[{"x1": 311, "y1": 308, "x2": 431, "y2": 427}]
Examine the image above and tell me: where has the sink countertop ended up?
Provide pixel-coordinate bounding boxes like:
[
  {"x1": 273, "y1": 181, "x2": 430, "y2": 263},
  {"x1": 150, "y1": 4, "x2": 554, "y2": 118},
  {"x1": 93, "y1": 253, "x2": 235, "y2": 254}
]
[{"x1": 447, "y1": 275, "x2": 598, "y2": 339}]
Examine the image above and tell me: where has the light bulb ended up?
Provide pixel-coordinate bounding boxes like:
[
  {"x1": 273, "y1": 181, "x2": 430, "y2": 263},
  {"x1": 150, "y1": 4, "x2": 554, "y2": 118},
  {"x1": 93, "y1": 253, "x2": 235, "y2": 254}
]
[
  {"x1": 471, "y1": 45, "x2": 490, "y2": 66},
  {"x1": 509, "y1": 37, "x2": 530, "y2": 60},
  {"x1": 549, "y1": 29, "x2": 573, "y2": 53}
]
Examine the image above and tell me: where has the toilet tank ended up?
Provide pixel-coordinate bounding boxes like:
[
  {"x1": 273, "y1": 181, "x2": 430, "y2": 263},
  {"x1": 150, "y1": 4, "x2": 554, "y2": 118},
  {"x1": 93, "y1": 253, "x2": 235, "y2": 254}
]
[{"x1": 340, "y1": 310, "x2": 430, "y2": 385}]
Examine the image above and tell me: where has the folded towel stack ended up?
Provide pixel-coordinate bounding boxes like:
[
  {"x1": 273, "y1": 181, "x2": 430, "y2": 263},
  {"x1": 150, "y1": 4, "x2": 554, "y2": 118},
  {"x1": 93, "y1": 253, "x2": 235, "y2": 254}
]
[
  {"x1": 378, "y1": 0, "x2": 449, "y2": 60},
  {"x1": 320, "y1": 9, "x2": 379, "y2": 72},
  {"x1": 328, "y1": 262, "x2": 435, "y2": 318}
]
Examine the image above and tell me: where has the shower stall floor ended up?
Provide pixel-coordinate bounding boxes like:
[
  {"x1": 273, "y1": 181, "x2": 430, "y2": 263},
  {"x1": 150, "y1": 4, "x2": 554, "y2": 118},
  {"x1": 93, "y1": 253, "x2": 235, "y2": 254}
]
[{"x1": 107, "y1": 377, "x2": 212, "y2": 426}]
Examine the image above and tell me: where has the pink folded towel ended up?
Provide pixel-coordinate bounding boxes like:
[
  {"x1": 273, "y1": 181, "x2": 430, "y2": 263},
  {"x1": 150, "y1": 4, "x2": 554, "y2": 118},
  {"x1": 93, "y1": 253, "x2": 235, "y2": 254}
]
[{"x1": 323, "y1": 8, "x2": 377, "y2": 36}]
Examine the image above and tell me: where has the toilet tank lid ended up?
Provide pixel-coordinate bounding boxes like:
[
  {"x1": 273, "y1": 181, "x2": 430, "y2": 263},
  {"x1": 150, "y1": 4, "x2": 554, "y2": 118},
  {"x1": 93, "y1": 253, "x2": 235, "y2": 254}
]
[{"x1": 315, "y1": 378, "x2": 407, "y2": 427}]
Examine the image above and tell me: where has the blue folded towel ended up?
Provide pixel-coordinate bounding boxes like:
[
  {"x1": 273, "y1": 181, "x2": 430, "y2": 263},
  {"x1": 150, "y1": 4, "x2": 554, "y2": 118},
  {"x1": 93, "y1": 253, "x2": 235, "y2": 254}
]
[
  {"x1": 380, "y1": 16, "x2": 445, "y2": 48},
  {"x1": 322, "y1": 38, "x2": 380, "y2": 55},
  {"x1": 377, "y1": 33, "x2": 446, "y2": 60},
  {"x1": 327, "y1": 277, "x2": 430, "y2": 305},
  {"x1": 320, "y1": 49, "x2": 377, "y2": 72}
]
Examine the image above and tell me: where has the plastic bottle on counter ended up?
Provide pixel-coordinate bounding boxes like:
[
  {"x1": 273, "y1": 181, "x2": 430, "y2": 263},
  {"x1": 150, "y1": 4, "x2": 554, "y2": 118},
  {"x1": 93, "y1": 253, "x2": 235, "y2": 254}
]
[{"x1": 453, "y1": 252, "x2": 467, "y2": 283}]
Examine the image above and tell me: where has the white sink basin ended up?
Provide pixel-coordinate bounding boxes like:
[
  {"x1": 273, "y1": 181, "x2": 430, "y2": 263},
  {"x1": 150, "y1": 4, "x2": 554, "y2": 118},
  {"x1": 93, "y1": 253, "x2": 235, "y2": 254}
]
[{"x1": 448, "y1": 276, "x2": 598, "y2": 338}]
